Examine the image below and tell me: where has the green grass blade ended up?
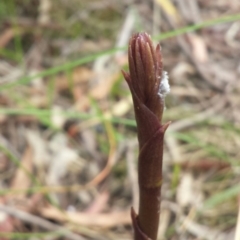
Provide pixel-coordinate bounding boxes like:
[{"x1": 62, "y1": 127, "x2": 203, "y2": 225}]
[
  {"x1": 0, "y1": 107, "x2": 136, "y2": 126},
  {"x1": 203, "y1": 185, "x2": 240, "y2": 209}
]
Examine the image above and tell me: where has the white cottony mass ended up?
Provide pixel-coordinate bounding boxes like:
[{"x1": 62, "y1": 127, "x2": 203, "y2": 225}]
[{"x1": 158, "y1": 71, "x2": 170, "y2": 98}]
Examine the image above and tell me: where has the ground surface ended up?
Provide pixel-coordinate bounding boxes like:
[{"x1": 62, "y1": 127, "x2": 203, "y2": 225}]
[{"x1": 0, "y1": 0, "x2": 240, "y2": 239}]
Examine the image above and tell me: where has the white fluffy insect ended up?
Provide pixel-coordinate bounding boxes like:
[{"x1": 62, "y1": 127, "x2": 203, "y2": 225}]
[{"x1": 158, "y1": 71, "x2": 170, "y2": 98}]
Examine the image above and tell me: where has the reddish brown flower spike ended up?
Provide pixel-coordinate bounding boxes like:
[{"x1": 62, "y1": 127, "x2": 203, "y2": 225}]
[{"x1": 122, "y1": 33, "x2": 170, "y2": 240}]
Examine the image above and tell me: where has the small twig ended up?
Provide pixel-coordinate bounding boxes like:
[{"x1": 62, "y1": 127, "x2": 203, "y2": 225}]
[
  {"x1": 85, "y1": 118, "x2": 117, "y2": 188},
  {"x1": 168, "y1": 94, "x2": 226, "y2": 132},
  {"x1": 181, "y1": 216, "x2": 228, "y2": 240},
  {"x1": 177, "y1": 0, "x2": 201, "y2": 23},
  {"x1": 115, "y1": 7, "x2": 135, "y2": 59},
  {"x1": 162, "y1": 10, "x2": 224, "y2": 91},
  {"x1": 0, "y1": 204, "x2": 85, "y2": 240}
]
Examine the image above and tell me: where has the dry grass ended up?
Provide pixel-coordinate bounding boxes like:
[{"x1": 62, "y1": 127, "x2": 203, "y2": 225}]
[{"x1": 0, "y1": 0, "x2": 240, "y2": 239}]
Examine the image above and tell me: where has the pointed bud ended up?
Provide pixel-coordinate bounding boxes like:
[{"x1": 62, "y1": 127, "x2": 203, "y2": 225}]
[{"x1": 122, "y1": 33, "x2": 170, "y2": 240}]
